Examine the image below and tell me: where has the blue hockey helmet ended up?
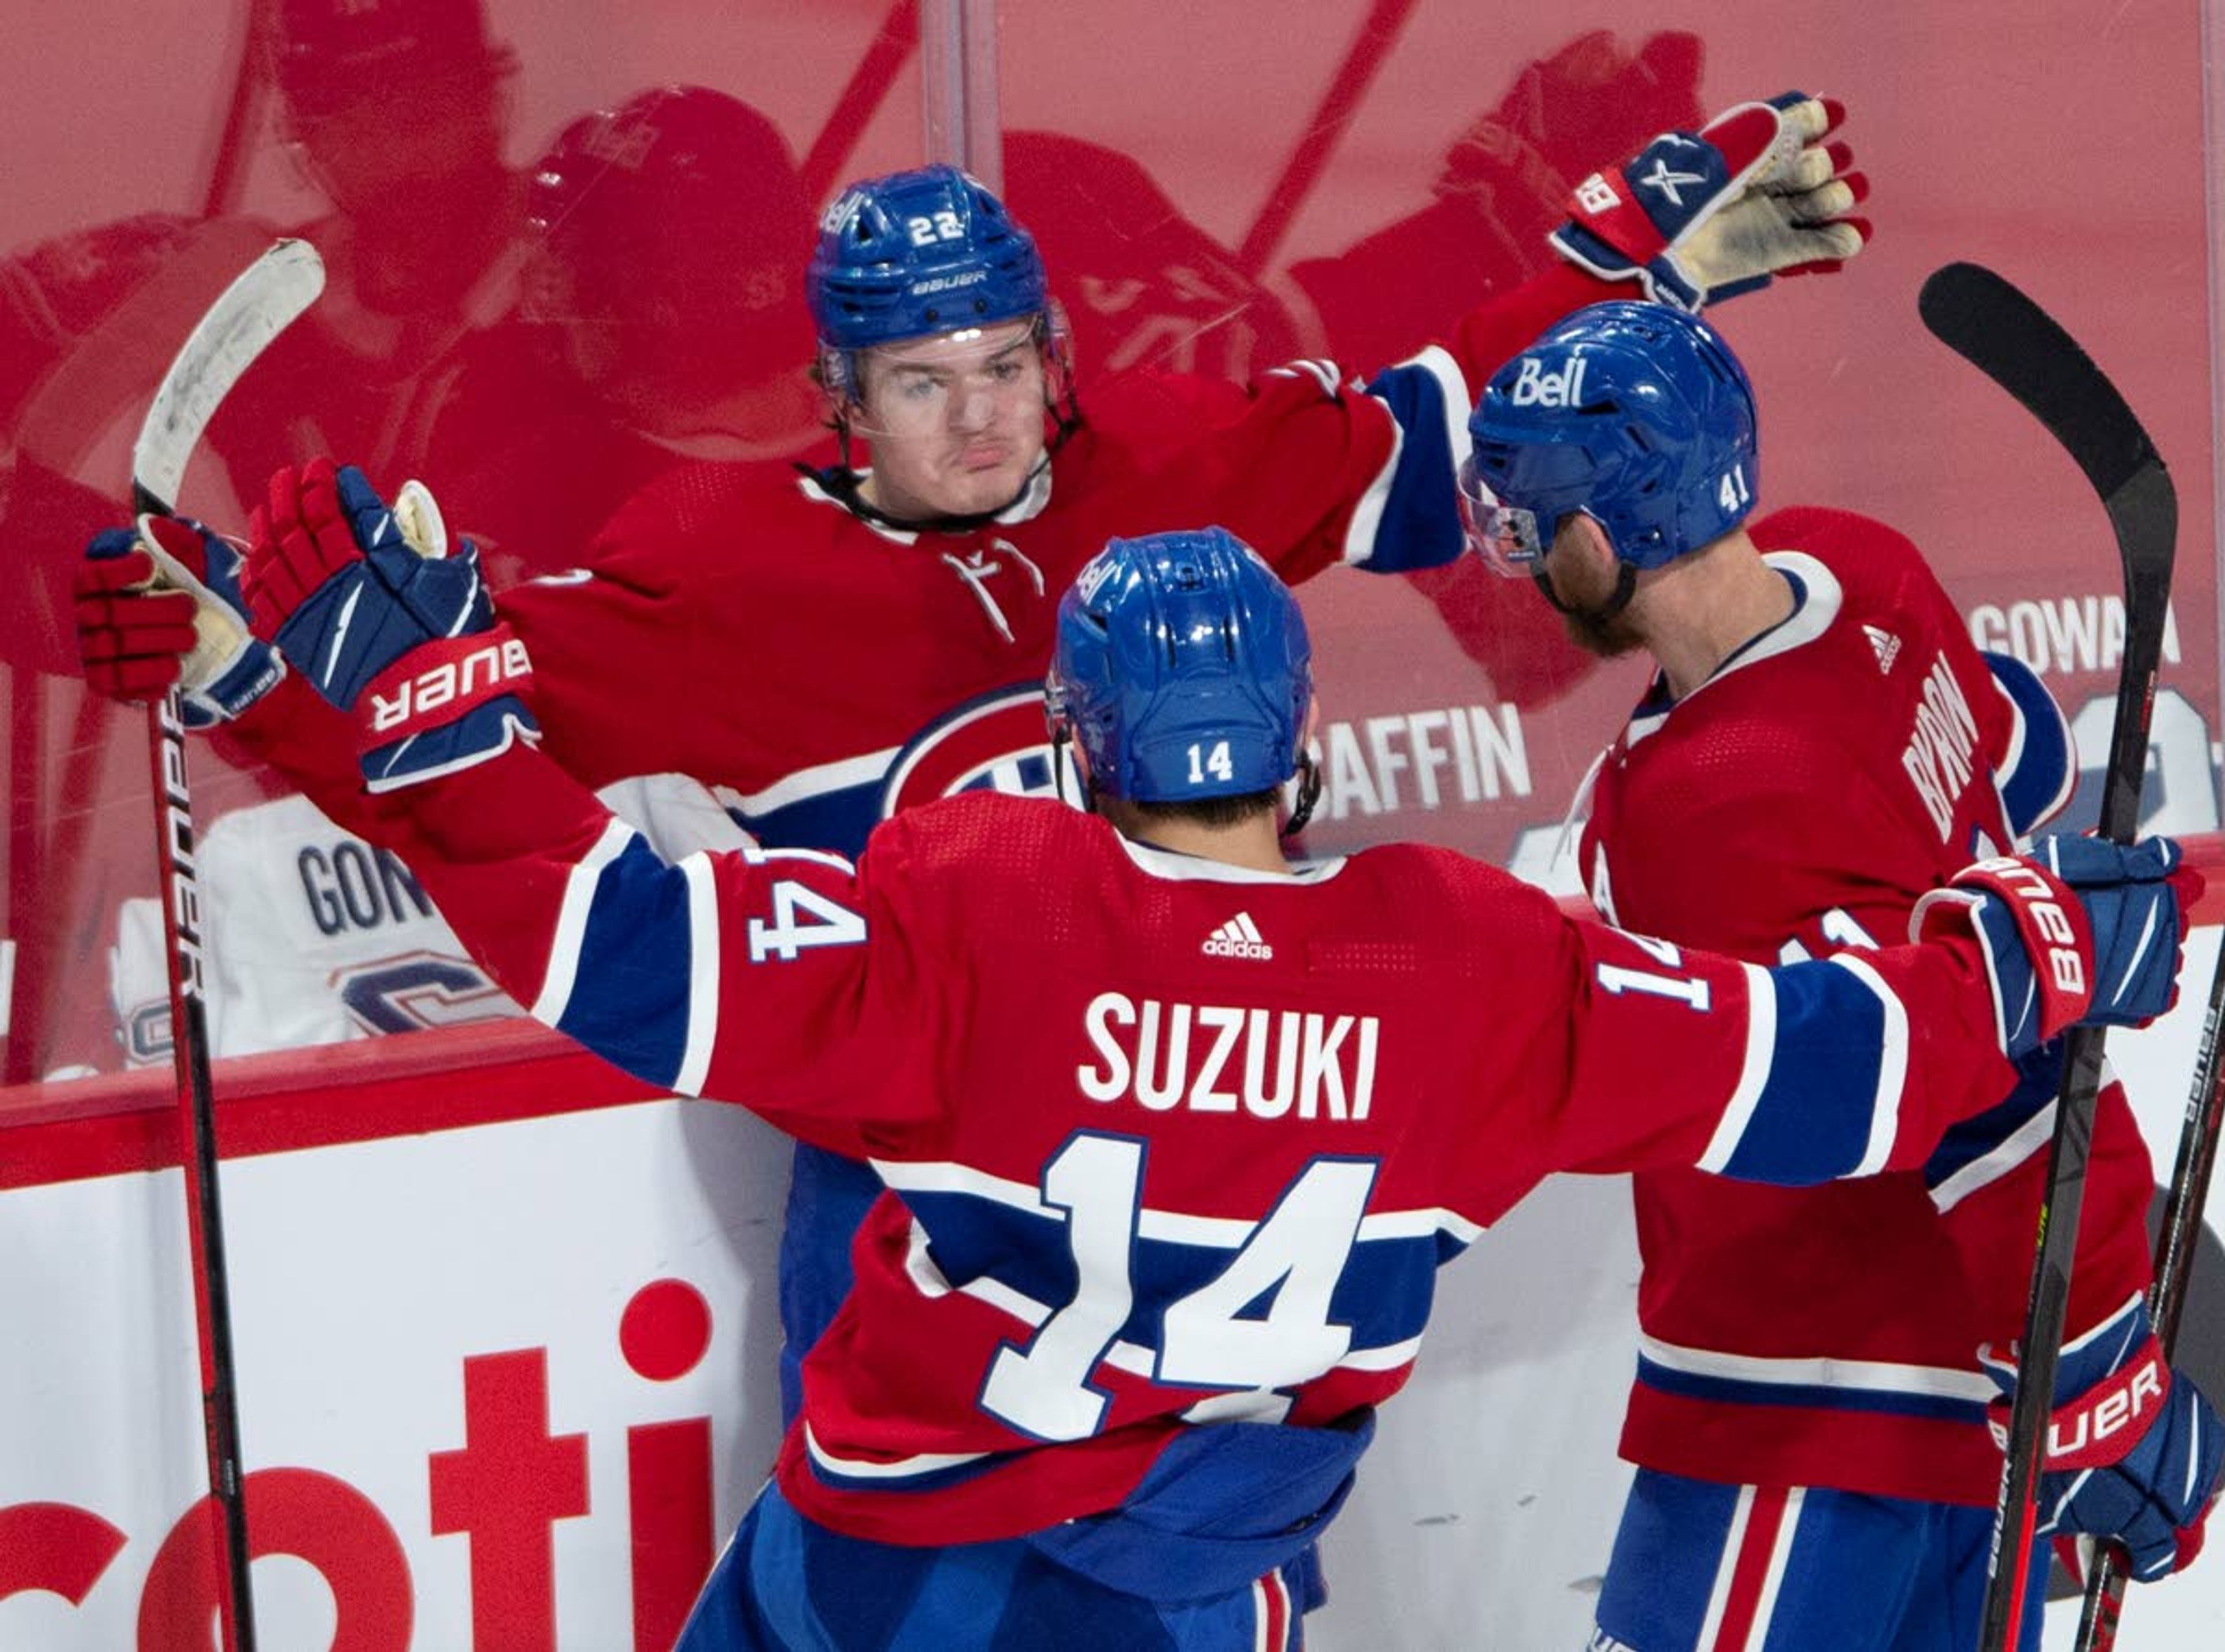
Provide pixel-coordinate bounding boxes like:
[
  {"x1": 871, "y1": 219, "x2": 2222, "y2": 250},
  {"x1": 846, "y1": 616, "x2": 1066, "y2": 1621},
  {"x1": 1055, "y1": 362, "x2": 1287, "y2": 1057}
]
[
  {"x1": 1460, "y1": 301, "x2": 1759, "y2": 574},
  {"x1": 809, "y1": 164, "x2": 1050, "y2": 355},
  {"x1": 1047, "y1": 528, "x2": 1313, "y2": 805}
]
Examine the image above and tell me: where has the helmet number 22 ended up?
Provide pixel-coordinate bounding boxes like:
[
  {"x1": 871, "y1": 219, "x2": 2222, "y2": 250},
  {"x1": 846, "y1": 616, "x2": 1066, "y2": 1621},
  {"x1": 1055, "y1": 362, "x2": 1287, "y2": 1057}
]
[{"x1": 907, "y1": 210, "x2": 966, "y2": 246}]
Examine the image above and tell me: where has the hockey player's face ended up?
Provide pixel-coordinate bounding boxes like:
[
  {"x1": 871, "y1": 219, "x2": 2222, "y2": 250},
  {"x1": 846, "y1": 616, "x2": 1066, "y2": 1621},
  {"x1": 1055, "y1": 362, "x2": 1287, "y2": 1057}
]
[{"x1": 855, "y1": 321, "x2": 1049, "y2": 520}]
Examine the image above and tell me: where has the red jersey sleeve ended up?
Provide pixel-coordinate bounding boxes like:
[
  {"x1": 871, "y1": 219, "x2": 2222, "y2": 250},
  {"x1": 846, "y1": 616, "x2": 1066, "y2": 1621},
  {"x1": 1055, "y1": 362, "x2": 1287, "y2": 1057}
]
[
  {"x1": 1443, "y1": 871, "x2": 2025, "y2": 1216},
  {"x1": 352, "y1": 741, "x2": 947, "y2": 1157}
]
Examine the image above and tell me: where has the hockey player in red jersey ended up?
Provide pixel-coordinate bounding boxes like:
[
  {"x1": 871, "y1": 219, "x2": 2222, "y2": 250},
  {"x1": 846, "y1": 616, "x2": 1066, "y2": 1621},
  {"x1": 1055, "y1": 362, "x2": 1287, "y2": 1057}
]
[
  {"x1": 74, "y1": 91, "x2": 1876, "y2": 1442},
  {"x1": 422, "y1": 83, "x2": 825, "y2": 586},
  {"x1": 1460, "y1": 301, "x2": 2223, "y2": 1649},
  {"x1": 221, "y1": 461, "x2": 2195, "y2": 1649}
]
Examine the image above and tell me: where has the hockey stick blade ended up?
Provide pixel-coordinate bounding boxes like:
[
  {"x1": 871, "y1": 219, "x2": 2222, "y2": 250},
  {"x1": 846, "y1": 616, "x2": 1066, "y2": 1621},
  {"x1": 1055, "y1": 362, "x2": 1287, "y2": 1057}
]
[
  {"x1": 1918, "y1": 261, "x2": 2160, "y2": 507},
  {"x1": 1921, "y1": 267, "x2": 2173, "y2": 836},
  {"x1": 131, "y1": 237, "x2": 324, "y2": 517},
  {"x1": 1921, "y1": 264, "x2": 2178, "y2": 1652}
]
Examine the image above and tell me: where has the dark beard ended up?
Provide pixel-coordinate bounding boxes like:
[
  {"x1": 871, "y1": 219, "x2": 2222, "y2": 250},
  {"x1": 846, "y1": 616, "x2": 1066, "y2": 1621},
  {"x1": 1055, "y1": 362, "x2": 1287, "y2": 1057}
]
[{"x1": 1560, "y1": 606, "x2": 1644, "y2": 659}]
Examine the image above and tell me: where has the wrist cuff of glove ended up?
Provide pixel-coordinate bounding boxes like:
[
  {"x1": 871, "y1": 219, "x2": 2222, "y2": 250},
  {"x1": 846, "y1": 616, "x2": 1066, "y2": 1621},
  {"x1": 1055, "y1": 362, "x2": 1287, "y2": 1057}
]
[
  {"x1": 184, "y1": 643, "x2": 286, "y2": 728},
  {"x1": 356, "y1": 625, "x2": 533, "y2": 753},
  {"x1": 364, "y1": 694, "x2": 539, "y2": 792},
  {"x1": 1913, "y1": 855, "x2": 2093, "y2": 1056},
  {"x1": 1547, "y1": 221, "x2": 1705, "y2": 311},
  {"x1": 1985, "y1": 1333, "x2": 2171, "y2": 1472}
]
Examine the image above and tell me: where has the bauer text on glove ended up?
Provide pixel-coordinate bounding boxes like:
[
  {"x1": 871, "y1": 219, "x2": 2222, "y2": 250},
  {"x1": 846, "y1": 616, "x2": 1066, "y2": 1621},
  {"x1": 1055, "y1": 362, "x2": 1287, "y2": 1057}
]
[
  {"x1": 1909, "y1": 834, "x2": 2195, "y2": 1059},
  {"x1": 1980, "y1": 1296, "x2": 2223, "y2": 1582}
]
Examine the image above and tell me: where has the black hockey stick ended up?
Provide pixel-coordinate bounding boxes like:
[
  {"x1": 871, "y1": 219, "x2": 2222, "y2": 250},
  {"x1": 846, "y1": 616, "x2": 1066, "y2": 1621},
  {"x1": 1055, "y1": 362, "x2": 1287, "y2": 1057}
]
[
  {"x1": 2073, "y1": 929, "x2": 2225, "y2": 1650},
  {"x1": 1918, "y1": 261, "x2": 2176, "y2": 1652},
  {"x1": 128, "y1": 237, "x2": 324, "y2": 1652}
]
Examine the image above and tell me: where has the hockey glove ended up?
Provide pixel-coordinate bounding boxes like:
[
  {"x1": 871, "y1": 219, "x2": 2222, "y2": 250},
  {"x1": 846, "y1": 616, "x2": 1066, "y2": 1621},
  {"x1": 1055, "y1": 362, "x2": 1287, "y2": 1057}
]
[
  {"x1": 75, "y1": 515, "x2": 283, "y2": 727},
  {"x1": 1910, "y1": 834, "x2": 2194, "y2": 1060},
  {"x1": 243, "y1": 457, "x2": 536, "y2": 791},
  {"x1": 1980, "y1": 1296, "x2": 2223, "y2": 1581},
  {"x1": 1549, "y1": 92, "x2": 1869, "y2": 311}
]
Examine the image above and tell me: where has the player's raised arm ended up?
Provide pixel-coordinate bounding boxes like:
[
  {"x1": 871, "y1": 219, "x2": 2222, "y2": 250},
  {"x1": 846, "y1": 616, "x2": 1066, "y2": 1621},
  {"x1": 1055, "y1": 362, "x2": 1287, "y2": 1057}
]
[
  {"x1": 1504, "y1": 837, "x2": 2194, "y2": 1195},
  {"x1": 232, "y1": 458, "x2": 2194, "y2": 1194},
  {"x1": 1177, "y1": 90, "x2": 1870, "y2": 595}
]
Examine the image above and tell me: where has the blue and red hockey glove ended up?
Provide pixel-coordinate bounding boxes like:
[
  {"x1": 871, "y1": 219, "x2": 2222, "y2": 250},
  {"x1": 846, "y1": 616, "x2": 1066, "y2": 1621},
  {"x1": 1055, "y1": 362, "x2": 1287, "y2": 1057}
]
[
  {"x1": 243, "y1": 456, "x2": 537, "y2": 790},
  {"x1": 1912, "y1": 834, "x2": 2195, "y2": 1060},
  {"x1": 1980, "y1": 1296, "x2": 2223, "y2": 1582},
  {"x1": 76, "y1": 514, "x2": 284, "y2": 728},
  {"x1": 1549, "y1": 92, "x2": 1870, "y2": 311}
]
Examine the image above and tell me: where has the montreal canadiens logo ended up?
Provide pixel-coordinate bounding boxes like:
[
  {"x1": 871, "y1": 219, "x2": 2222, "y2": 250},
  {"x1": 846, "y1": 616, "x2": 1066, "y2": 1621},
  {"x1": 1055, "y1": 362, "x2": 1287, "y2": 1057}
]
[{"x1": 878, "y1": 683, "x2": 1085, "y2": 819}]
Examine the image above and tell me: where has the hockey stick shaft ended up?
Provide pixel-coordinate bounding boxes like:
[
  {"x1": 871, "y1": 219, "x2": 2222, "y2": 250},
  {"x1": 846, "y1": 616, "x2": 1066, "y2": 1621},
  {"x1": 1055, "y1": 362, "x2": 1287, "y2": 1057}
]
[
  {"x1": 800, "y1": 0, "x2": 920, "y2": 206},
  {"x1": 1919, "y1": 263, "x2": 2177, "y2": 1652},
  {"x1": 2074, "y1": 933, "x2": 2225, "y2": 1650},
  {"x1": 198, "y1": 0, "x2": 273, "y2": 217},
  {"x1": 1232, "y1": 0, "x2": 1419, "y2": 280},
  {"x1": 126, "y1": 237, "x2": 322, "y2": 1652},
  {"x1": 144, "y1": 690, "x2": 256, "y2": 1652}
]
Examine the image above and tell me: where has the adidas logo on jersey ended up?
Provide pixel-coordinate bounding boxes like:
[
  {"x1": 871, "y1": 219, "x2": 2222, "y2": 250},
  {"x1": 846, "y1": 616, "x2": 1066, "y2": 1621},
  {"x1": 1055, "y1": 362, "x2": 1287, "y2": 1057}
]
[
  {"x1": 1865, "y1": 623, "x2": 1902, "y2": 674},
  {"x1": 1202, "y1": 912, "x2": 1272, "y2": 960}
]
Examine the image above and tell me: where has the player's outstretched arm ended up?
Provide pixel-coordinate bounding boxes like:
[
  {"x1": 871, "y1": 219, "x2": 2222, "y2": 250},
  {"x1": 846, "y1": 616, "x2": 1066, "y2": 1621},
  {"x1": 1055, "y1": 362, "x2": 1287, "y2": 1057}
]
[
  {"x1": 1541, "y1": 838, "x2": 2195, "y2": 1190},
  {"x1": 235, "y1": 458, "x2": 935, "y2": 1146},
  {"x1": 1302, "y1": 90, "x2": 1870, "y2": 595},
  {"x1": 1548, "y1": 92, "x2": 1869, "y2": 311}
]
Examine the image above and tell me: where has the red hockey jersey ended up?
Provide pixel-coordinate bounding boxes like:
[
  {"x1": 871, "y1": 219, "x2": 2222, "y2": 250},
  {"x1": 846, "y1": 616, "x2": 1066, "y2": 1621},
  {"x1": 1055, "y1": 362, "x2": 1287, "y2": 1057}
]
[
  {"x1": 1577, "y1": 506, "x2": 2156, "y2": 1505},
  {"x1": 234, "y1": 265, "x2": 1613, "y2": 856},
  {"x1": 366, "y1": 738, "x2": 2036, "y2": 1547}
]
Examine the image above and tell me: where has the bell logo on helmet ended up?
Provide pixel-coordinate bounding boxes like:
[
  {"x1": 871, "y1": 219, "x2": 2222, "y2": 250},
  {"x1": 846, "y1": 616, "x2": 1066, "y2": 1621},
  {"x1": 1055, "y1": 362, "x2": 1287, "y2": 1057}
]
[
  {"x1": 1508, "y1": 355, "x2": 1589, "y2": 410},
  {"x1": 1468, "y1": 302, "x2": 1759, "y2": 572}
]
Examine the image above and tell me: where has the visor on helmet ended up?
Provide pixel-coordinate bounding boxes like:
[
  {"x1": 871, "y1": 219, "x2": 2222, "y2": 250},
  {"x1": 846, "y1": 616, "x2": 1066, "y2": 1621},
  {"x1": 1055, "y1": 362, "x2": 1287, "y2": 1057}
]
[{"x1": 1457, "y1": 453, "x2": 1550, "y2": 577}]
